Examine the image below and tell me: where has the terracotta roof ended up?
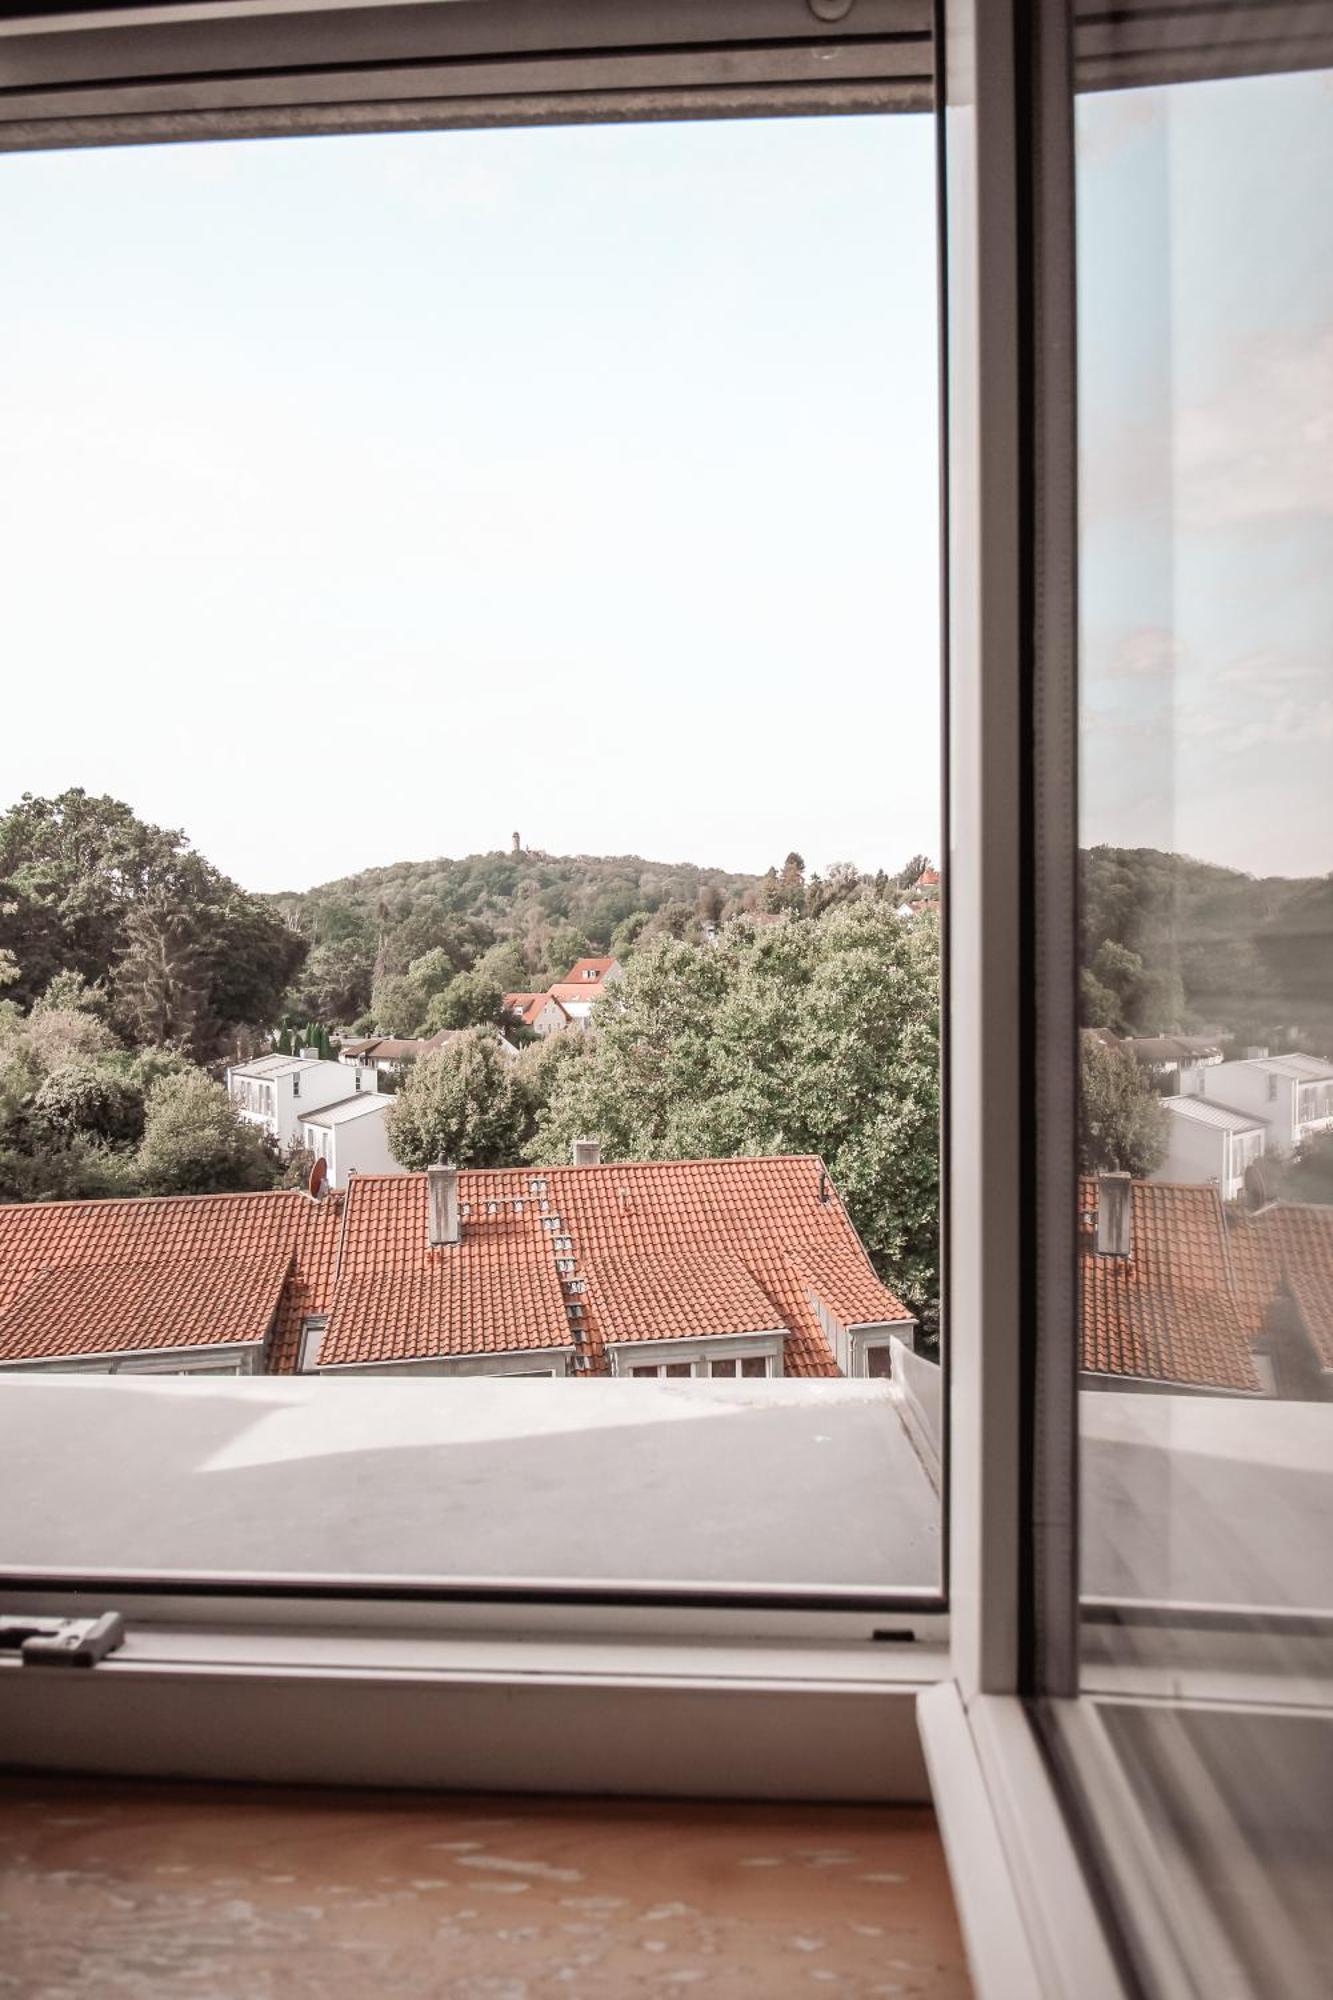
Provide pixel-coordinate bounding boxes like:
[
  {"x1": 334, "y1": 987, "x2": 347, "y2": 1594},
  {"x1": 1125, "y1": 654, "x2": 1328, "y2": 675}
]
[
  {"x1": 0, "y1": 1157, "x2": 909, "y2": 1378},
  {"x1": 562, "y1": 957, "x2": 618, "y2": 982},
  {"x1": 1079, "y1": 1178, "x2": 1261, "y2": 1393},
  {"x1": 503, "y1": 992, "x2": 568, "y2": 1028},
  {"x1": 316, "y1": 1156, "x2": 910, "y2": 1375},
  {"x1": 0, "y1": 1250, "x2": 293, "y2": 1365},
  {"x1": 0, "y1": 1191, "x2": 342, "y2": 1371},
  {"x1": 318, "y1": 1218, "x2": 574, "y2": 1368},
  {"x1": 588, "y1": 1251, "x2": 786, "y2": 1347},
  {"x1": 1228, "y1": 1203, "x2": 1333, "y2": 1373}
]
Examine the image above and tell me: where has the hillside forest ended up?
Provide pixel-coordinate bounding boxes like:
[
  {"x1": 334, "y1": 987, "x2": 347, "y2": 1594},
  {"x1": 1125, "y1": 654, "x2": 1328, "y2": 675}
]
[{"x1": 3, "y1": 788, "x2": 1328, "y2": 1336}]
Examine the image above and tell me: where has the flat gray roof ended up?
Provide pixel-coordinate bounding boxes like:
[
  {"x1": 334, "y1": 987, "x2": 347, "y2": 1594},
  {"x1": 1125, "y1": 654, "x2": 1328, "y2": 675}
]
[
  {"x1": 301, "y1": 1094, "x2": 392, "y2": 1128},
  {"x1": 1163, "y1": 1096, "x2": 1264, "y2": 1132}
]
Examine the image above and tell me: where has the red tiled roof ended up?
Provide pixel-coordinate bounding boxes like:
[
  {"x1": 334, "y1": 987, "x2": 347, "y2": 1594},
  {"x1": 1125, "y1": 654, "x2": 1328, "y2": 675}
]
[
  {"x1": 1079, "y1": 1179, "x2": 1261, "y2": 1393},
  {"x1": 0, "y1": 1157, "x2": 909, "y2": 1378},
  {"x1": 1228, "y1": 1203, "x2": 1333, "y2": 1373},
  {"x1": 562, "y1": 957, "x2": 618, "y2": 982},
  {"x1": 316, "y1": 1156, "x2": 910, "y2": 1375},
  {"x1": 587, "y1": 1251, "x2": 786, "y2": 1347},
  {"x1": 0, "y1": 1190, "x2": 342, "y2": 1371},
  {"x1": 0, "y1": 1250, "x2": 293, "y2": 1364},
  {"x1": 318, "y1": 1221, "x2": 574, "y2": 1368},
  {"x1": 503, "y1": 992, "x2": 567, "y2": 1028}
]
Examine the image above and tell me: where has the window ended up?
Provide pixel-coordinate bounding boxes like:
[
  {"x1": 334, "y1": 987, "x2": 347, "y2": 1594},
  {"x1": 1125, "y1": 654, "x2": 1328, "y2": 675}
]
[
  {"x1": 708, "y1": 1355, "x2": 772, "y2": 1379},
  {"x1": 1066, "y1": 10, "x2": 1333, "y2": 1989},
  {"x1": 864, "y1": 1345, "x2": 894, "y2": 1380}
]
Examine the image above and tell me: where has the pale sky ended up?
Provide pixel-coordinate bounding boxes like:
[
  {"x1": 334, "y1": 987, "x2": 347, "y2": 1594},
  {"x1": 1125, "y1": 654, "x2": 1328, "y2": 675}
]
[
  {"x1": 1077, "y1": 66, "x2": 1333, "y2": 879},
  {"x1": 0, "y1": 114, "x2": 942, "y2": 894}
]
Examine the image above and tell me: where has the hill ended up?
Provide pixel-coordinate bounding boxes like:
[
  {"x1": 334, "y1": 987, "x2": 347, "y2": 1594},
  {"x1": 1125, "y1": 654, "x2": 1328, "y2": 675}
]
[
  {"x1": 1080, "y1": 846, "x2": 1331, "y2": 1050},
  {"x1": 267, "y1": 846, "x2": 769, "y2": 1031}
]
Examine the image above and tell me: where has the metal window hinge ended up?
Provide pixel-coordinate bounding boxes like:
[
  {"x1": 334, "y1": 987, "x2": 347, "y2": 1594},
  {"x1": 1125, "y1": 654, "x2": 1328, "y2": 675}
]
[{"x1": 0, "y1": 1612, "x2": 125, "y2": 1668}]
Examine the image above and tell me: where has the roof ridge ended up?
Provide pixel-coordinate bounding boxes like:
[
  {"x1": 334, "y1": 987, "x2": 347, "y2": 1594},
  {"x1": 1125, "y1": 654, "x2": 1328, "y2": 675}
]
[{"x1": 0, "y1": 1185, "x2": 307, "y2": 1219}]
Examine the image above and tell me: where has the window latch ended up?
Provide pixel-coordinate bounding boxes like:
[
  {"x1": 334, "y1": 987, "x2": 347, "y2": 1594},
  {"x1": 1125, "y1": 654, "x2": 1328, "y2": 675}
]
[{"x1": 0, "y1": 1612, "x2": 125, "y2": 1668}]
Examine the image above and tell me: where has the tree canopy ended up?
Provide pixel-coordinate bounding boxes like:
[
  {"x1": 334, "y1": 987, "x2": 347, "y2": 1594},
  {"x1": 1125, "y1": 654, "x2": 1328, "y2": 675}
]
[{"x1": 0, "y1": 789, "x2": 306, "y2": 1058}]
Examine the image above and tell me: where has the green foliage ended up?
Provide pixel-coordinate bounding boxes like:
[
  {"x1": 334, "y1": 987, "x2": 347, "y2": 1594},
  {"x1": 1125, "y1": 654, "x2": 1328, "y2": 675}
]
[
  {"x1": 136, "y1": 1071, "x2": 278, "y2": 1197},
  {"x1": 1264, "y1": 1132, "x2": 1333, "y2": 1208},
  {"x1": 387, "y1": 1032, "x2": 529, "y2": 1170},
  {"x1": 0, "y1": 789, "x2": 306, "y2": 1056},
  {"x1": 269, "y1": 848, "x2": 762, "y2": 981},
  {"x1": 425, "y1": 970, "x2": 505, "y2": 1033},
  {"x1": 368, "y1": 973, "x2": 427, "y2": 1038},
  {"x1": 1078, "y1": 1035, "x2": 1168, "y2": 1177},
  {"x1": 31, "y1": 1059, "x2": 146, "y2": 1147},
  {"x1": 1080, "y1": 846, "x2": 1327, "y2": 1047},
  {"x1": 529, "y1": 903, "x2": 942, "y2": 1328},
  {"x1": 285, "y1": 938, "x2": 374, "y2": 1027}
]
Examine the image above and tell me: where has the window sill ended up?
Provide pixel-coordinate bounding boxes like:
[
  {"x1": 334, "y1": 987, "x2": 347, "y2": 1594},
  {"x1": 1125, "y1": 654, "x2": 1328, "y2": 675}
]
[{"x1": 0, "y1": 1621, "x2": 945, "y2": 1802}]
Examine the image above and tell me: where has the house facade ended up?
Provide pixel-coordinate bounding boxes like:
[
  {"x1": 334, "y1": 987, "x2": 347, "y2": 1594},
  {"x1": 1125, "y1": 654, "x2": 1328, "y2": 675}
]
[
  {"x1": 502, "y1": 992, "x2": 570, "y2": 1038},
  {"x1": 299, "y1": 1092, "x2": 399, "y2": 1189},
  {"x1": 225, "y1": 1052, "x2": 357, "y2": 1149},
  {"x1": 546, "y1": 955, "x2": 624, "y2": 1031},
  {"x1": 1196, "y1": 1053, "x2": 1333, "y2": 1156},
  {"x1": 1154, "y1": 1096, "x2": 1266, "y2": 1202}
]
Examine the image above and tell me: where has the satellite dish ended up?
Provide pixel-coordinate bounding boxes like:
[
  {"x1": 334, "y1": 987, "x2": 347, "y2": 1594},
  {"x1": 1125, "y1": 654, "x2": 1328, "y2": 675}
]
[{"x1": 307, "y1": 1156, "x2": 328, "y2": 1200}]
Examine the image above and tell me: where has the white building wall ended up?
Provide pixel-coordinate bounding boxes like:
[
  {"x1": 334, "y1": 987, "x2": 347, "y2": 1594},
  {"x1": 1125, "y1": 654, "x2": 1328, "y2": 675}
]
[
  {"x1": 331, "y1": 1105, "x2": 400, "y2": 1184},
  {"x1": 1154, "y1": 1107, "x2": 1236, "y2": 1197},
  {"x1": 1198, "y1": 1061, "x2": 1299, "y2": 1153},
  {"x1": 277, "y1": 1060, "x2": 358, "y2": 1148}
]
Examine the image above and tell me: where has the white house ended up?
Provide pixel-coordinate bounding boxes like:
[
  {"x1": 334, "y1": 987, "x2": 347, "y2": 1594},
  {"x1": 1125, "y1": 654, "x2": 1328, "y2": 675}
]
[
  {"x1": 226, "y1": 1053, "x2": 357, "y2": 1150},
  {"x1": 340, "y1": 1028, "x2": 519, "y2": 1089},
  {"x1": 1153, "y1": 1096, "x2": 1266, "y2": 1203},
  {"x1": 299, "y1": 1092, "x2": 400, "y2": 1188},
  {"x1": 1196, "y1": 1054, "x2": 1333, "y2": 1157},
  {"x1": 502, "y1": 992, "x2": 571, "y2": 1038},
  {"x1": 546, "y1": 956, "x2": 625, "y2": 1032}
]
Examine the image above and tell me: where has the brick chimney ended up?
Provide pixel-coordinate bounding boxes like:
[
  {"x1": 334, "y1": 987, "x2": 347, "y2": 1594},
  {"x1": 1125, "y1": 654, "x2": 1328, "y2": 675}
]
[
  {"x1": 1096, "y1": 1172, "x2": 1132, "y2": 1258},
  {"x1": 427, "y1": 1163, "x2": 460, "y2": 1247},
  {"x1": 572, "y1": 1137, "x2": 601, "y2": 1168}
]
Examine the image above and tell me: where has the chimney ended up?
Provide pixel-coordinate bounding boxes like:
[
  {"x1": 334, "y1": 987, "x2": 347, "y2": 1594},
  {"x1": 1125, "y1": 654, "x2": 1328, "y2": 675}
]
[
  {"x1": 427, "y1": 1162, "x2": 460, "y2": 1247},
  {"x1": 1096, "y1": 1172, "x2": 1132, "y2": 1258},
  {"x1": 300, "y1": 1045, "x2": 319, "y2": 1061},
  {"x1": 572, "y1": 1137, "x2": 601, "y2": 1168}
]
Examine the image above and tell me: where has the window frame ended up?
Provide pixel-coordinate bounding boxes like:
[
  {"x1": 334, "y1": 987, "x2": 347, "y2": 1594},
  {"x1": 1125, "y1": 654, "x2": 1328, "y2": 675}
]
[
  {"x1": 0, "y1": 3, "x2": 952, "y2": 1630},
  {"x1": 0, "y1": 14, "x2": 1137, "y2": 1987}
]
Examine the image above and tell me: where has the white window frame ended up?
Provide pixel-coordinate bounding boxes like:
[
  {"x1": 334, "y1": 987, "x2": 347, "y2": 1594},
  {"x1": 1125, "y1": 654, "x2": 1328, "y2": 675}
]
[{"x1": 0, "y1": 10, "x2": 1162, "y2": 1993}]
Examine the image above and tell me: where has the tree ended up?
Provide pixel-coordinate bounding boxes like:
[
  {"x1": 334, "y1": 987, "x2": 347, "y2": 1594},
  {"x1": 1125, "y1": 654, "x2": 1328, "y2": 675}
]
[
  {"x1": 424, "y1": 970, "x2": 504, "y2": 1032},
  {"x1": 387, "y1": 1032, "x2": 529, "y2": 1169},
  {"x1": 0, "y1": 789, "x2": 305, "y2": 1050},
  {"x1": 285, "y1": 938, "x2": 374, "y2": 1026},
  {"x1": 31, "y1": 1059, "x2": 146, "y2": 1147},
  {"x1": 779, "y1": 851, "x2": 807, "y2": 911},
  {"x1": 369, "y1": 973, "x2": 426, "y2": 1038},
  {"x1": 1079, "y1": 1034, "x2": 1167, "y2": 1177},
  {"x1": 531, "y1": 903, "x2": 942, "y2": 1329},
  {"x1": 136, "y1": 1071, "x2": 277, "y2": 1196},
  {"x1": 115, "y1": 894, "x2": 214, "y2": 1052},
  {"x1": 22, "y1": 1004, "x2": 119, "y2": 1070}
]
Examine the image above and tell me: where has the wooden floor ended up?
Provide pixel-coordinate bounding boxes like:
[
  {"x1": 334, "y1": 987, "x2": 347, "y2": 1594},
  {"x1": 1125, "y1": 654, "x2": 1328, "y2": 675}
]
[{"x1": 0, "y1": 1778, "x2": 971, "y2": 1998}]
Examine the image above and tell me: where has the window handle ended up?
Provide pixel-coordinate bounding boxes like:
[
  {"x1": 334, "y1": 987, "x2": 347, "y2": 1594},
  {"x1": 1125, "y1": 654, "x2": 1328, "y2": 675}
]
[{"x1": 0, "y1": 1612, "x2": 125, "y2": 1668}]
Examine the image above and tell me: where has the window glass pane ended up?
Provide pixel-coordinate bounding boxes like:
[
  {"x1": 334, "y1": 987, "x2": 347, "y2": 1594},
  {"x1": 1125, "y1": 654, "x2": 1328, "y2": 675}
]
[
  {"x1": 1074, "y1": 13, "x2": 1333, "y2": 1987},
  {"x1": 865, "y1": 1345, "x2": 894, "y2": 1380},
  {"x1": 0, "y1": 104, "x2": 943, "y2": 1599}
]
